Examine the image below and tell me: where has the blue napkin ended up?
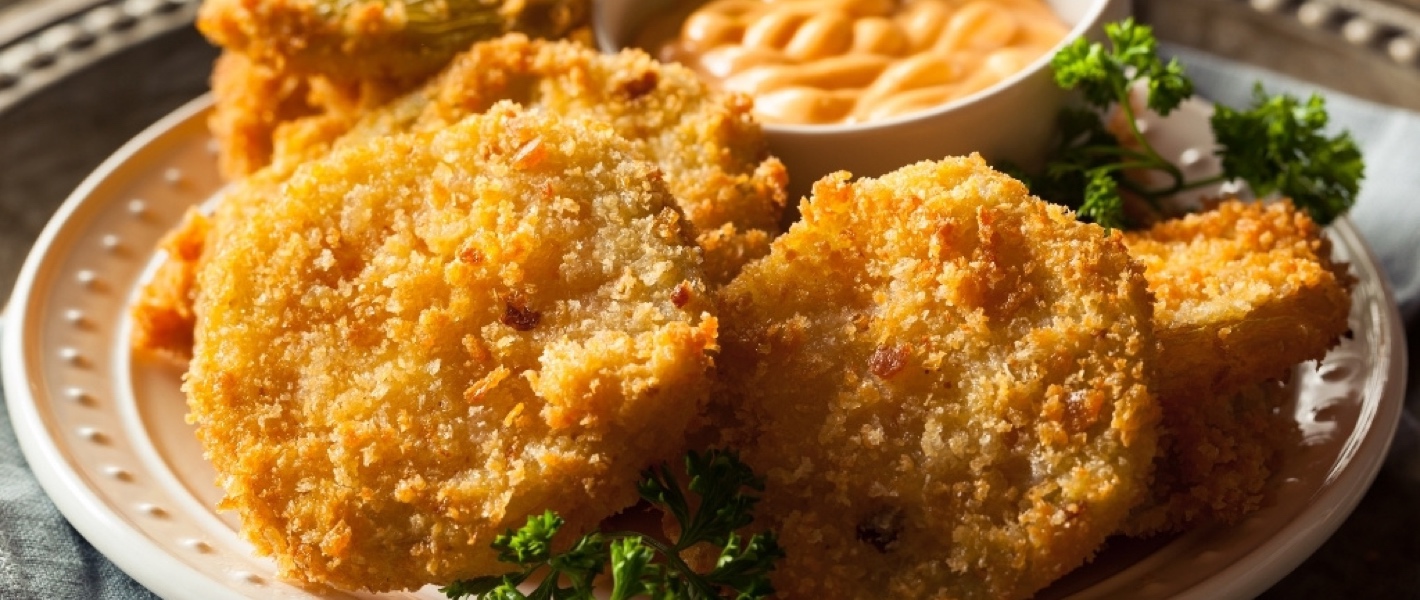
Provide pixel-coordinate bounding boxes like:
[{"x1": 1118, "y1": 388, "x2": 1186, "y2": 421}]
[
  {"x1": 0, "y1": 400, "x2": 156, "y2": 598},
  {"x1": 1, "y1": 45, "x2": 1417, "y2": 600}
]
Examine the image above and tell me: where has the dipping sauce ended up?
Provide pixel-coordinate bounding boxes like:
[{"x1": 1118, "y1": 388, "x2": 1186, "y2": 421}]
[{"x1": 640, "y1": 0, "x2": 1070, "y2": 125}]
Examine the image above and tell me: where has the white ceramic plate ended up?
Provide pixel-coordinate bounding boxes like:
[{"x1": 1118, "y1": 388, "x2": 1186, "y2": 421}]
[{"x1": 3, "y1": 95, "x2": 1408, "y2": 600}]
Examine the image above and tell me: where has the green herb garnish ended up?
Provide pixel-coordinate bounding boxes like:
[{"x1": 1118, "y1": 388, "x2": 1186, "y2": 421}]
[
  {"x1": 1211, "y1": 88, "x2": 1364, "y2": 225},
  {"x1": 441, "y1": 450, "x2": 783, "y2": 600},
  {"x1": 1029, "y1": 17, "x2": 1363, "y2": 228}
]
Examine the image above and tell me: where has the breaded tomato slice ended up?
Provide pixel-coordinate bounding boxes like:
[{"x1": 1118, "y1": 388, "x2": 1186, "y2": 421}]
[
  {"x1": 1124, "y1": 199, "x2": 1353, "y2": 400},
  {"x1": 335, "y1": 34, "x2": 789, "y2": 285},
  {"x1": 185, "y1": 104, "x2": 718, "y2": 591},
  {"x1": 206, "y1": 50, "x2": 410, "y2": 180},
  {"x1": 132, "y1": 36, "x2": 785, "y2": 359},
  {"x1": 1123, "y1": 379, "x2": 1299, "y2": 536},
  {"x1": 714, "y1": 155, "x2": 1159, "y2": 600},
  {"x1": 197, "y1": 0, "x2": 590, "y2": 81},
  {"x1": 1120, "y1": 200, "x2": 1352, "y2": 535}
]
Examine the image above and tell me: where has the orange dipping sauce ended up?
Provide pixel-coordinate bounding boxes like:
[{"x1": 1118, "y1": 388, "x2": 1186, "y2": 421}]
[{"x1": 640, "y1": 0, "x2": 1070, "y2": 125}]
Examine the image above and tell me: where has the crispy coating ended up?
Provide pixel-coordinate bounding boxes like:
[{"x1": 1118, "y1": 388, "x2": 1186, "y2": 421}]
[
  {"x1": 136, "y1": 50, "x2": 377, "y2": 356},
  {"x1": 130, "y1": 209, "x2": 210, "y2": 360},
  {"x1": 1125, "y1": 200, "x2": 1353, "y2": 399},
  {"x1": 207, "y1": 51, "x2": 412, "y2": 179},
  {"x1": 331, "y1": 35, "x2": 788, "y2": 284},
  {"x1": 713, "y1": 156, "x2": 1159, "y2": 600},
  {"x1": 184, "y1": 105, "x2": 719, "y2": 591},
  {"x1": 208, "y1": 51, "x2": 317, "y2": 179},
  {"x1": 198, "y1": 0, "x2": 590, "y2": 81},
  {"x1": 133, "y1": 35, "x2": 785, "y2": 359},
  {"x1": 1121, "y1": 200, "x2": 1352, "y2": 534},
  {"x1": 1123, "y1": 380, "x2": 1298, "y2": 536}
]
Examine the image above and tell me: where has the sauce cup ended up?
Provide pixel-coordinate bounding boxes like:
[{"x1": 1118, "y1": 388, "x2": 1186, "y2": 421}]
[{"x1": 595, "y1": 0, "x2": 1129, "y2": 201}]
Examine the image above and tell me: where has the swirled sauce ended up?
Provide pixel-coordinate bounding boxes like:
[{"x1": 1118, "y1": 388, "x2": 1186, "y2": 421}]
[{"x1": 640, "y1": 0, "x2": 1069, "y2": 125}]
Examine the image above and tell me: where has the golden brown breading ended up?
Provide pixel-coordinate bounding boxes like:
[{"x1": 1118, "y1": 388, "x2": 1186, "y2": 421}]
[
  {"x1": 139, "y1": 51, "x2": 409, "y2": 355},
  {"x1": 207, "y1": 51, "x2": 412, "y2": 179},
  {"x1": 215, "y1": 35, "x2": 789, "y2": 263},
  {"x1": 1124, "y1": 200, "x2": 1354, "y2": 400},
  {"x1": 1120, "y1": 200, "x2": 1352, "y2": 535},
  {"x1": 207, "y1": 51, "x2": 312, "y2": 179},
  {"x1": 197, "y1": 0, "x2": 590, "y2": 81},
  {"x1": 1123, "y1": 379, "x2": 1298, "y2": 536},
  {"x1": 712, "y1": 156, "x2": 1159, "y2": 600},
  {"x1": 330, "y1": 35, "x2": 788, "y2": 284},
  {"x1": 134, "y1": 35, "x2": 786, "y2": 359},
  {"x1": 129, "y1": 209, "x2": 210, "y2": 360},
  {"x1": 185, "y1": 105, "x2": 718, "y2": 591}
]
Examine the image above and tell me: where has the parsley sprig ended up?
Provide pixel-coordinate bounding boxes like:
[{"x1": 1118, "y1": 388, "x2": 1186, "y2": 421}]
[
  {"x1": 1026, "y1": 18, "x2": 1363, "y2": 228},
  {"x1": 1212, "y1": 89, "x2": 1364, "y2": 224},
  {"x1": 441, "y1": 450, "x2": 783, "y2": 600}
]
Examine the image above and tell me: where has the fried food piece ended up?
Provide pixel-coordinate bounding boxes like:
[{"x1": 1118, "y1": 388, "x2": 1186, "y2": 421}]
[
  {"x1": 713, "y1": 156, "x2": 1159, "y2": 600},
  {"x1": 1123, "y1": 379, "x2": 1299, "y2": 536},
  {"x1": 207, "y1": 51, "x2": 411, "y2": 179},
  {"x1": 137, "y1": 51, "x2": 397, "y2": 358},
  {"x1": 133, "y1": 35, "x2": 786, "y2": 359},
  {"x1": 1120, "y1": 200, "x2": 1352, "y2": 535},
  {"x1": 1125, "y1": 200, "x2": 1353, "y2": 399},
  {"x1": 130, "y1": 209, "x2": 210, "y2": 360},
  {"x1": 268, "y1": 34, "x2": 790, "y2": 251},
  {"x1": 185, "y1": 104, "x2": 719, "y2": 591},
  {"x1": 331, "y1": 35, "x2": 788, "y2": 284},
  {"x1": 208, "y1": 51, "x2": 319, "y2": 179},
  {"x1": 198, "y1": 0, "x2": 590, "y2": 81}
]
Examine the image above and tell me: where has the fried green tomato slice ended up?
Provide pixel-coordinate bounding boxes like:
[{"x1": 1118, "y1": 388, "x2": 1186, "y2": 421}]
[
  {"x1": 197, "y1": 0, "x2": 590, "y2": 81},
  {"x1": 130, "y1": 35, "x2": 785, "y2": 361},
  {"x1": 714, "y1": 155, "x2": 1159, "y2": 600},
  {"x1": 185, "y1": 104, "x2": 718, "y2": 592},
  {"x1": 332, "y1": 34, "x2": 789, "y2": 286},
  {"x1": 1123, "y1": 379, "x2": 1299, "y2": 537},
  {"x1": 1119, "y1": 199, "x2": 1351, "y2": 536}
]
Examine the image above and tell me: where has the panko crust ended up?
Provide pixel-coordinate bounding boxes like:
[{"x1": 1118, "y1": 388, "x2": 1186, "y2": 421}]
[
  {"x1": 334, "y1": 34, "x2": 788, "y2": 285},
  {"x1": 186, "y1": 105, "x2": 718, "y2": 591},
  {"x1": 1124, "y1": 199, "x2": 1353, "y2": 399},
  {"x1": 1121, "y1": 200, "x2": 1351, "y2": 534},
  {"x1": 197, "y1": 0, "x2": 591, "y2": 81},
  {"x1": 133, "y1": 35, "x2": 784, "y2": 359},
  {"x1": 715, "y1": 156, "x2": 1159, "y2": 600},
  {"x1": 129, "y1": 208, "x2": 209, "y2": 360},
  {"x1": 1123, "y1": 380, "x2": 1298, "y2": 536},
  {"x1": 207, "y1": 50, "x2": 412, "y2": 179},
  {"x1": 207, "y1": 50, "x2": 311, "y2": 179}
]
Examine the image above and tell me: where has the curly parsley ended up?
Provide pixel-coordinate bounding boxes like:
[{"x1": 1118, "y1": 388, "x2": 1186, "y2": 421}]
[
  {"x1": 1027, "y1": 17, "x2": 1362, "y2": 228},
  {"x1": 441, "y1": 450, "x2": 782, "y2": 600}
]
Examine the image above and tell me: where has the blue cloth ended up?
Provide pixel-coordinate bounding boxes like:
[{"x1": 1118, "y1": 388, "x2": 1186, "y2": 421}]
[
  {"x1": 0, "y1": 394, "x2": 155, "y2": 598},
  {"x1": 0, "y1": 46, "x2": 1417, "y2": 600}
]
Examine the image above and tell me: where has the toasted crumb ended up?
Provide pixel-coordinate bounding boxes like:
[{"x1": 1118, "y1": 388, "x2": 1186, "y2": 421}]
[
  {"x1": 197, "y1": 0, "x2": 591, "y2": 81},
  {"x1": 1123, "y1": 379, "x2": 1298, "y2": 536},
  {"x1": 1125, "y1": 199, "x2": 1354, "y2": 399},
  {"x1": 134, "y1": 36, "x2": 786, "y2": 360},
  {"x1": 206, "y1": 51, "x2": 409, "y2": 179},
  {"x1": 129, "y1": 209, "x2": 209, "y2": 360},
  {"x1": 186, "y1": 105, "x2": 717, "y2": 591},
  {"x1": 1121, "y1": 200, "x2": 1352, "y2": 534},
  {"x1": 712, "y1": 156, "x2": 1159, "y2": 600},
  {"x1": 333, "y1": 35, "x2": 788, "y2": 284}
]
